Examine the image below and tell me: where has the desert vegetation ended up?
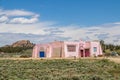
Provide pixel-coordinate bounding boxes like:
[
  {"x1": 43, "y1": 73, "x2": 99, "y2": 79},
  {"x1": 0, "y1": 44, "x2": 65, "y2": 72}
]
[
  {"x1": 0, "y1": 59, "x2": 120, "y2": 80},
  {"x1": 0, "y1": 49, "x2": 32, "y2": 58},
  {"x1": 100, "y1": 40, "x2": 120, "y2": 56}
]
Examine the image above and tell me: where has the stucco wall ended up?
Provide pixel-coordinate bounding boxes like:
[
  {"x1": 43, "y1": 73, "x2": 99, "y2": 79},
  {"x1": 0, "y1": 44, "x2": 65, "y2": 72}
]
[
  {"x1": 64, "y1": 42, "x2": 79, "y2": 58},
  {"x1": 90, "y1": 41, "x2": 102, "y2": 56}
]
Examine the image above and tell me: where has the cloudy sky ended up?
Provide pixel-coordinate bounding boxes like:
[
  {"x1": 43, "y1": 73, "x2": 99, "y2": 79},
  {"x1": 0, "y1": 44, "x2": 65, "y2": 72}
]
[{"x1": 0, "y1": 0, "x2": 120, "y2": 46}]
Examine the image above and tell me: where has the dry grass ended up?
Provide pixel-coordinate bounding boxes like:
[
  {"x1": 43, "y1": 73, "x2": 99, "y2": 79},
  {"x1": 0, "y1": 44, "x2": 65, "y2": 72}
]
[
  {"x1": 0, "y1": 58, "x2": 120, "y2": 80},
  {"x1": 0, "y1": 57, "x2": 119, "y2": 63}
]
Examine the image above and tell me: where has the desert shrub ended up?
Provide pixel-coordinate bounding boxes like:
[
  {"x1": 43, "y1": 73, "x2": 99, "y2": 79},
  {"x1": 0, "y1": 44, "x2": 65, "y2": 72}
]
[
  {"x1": 0, "y1": 46, "x2": 32, "y2": 53},
  {"x1": 90, "y1": 76, "x2": 103, "y2": 80},
  {"x1": 0, "y1": 59, "x2": 119, "y2": 80},
  {"x1": 98, "y1": 55, "x2": 103, "y2": 57},
  {"x1": 20, "y1": 54, "x2": 31, "y2": 58},
  {"x1": 104, "y1": 52, "x2": 111, "y2": 57},
  {"x1": 0, "y1": 49, "x2": 32, "y2": 58},
  {"x1": 116, "y1": 50, "x2": 120, "y2": 56},
  {"x1": 100, "y1": 59, "x2": 109, "y2": 63}
]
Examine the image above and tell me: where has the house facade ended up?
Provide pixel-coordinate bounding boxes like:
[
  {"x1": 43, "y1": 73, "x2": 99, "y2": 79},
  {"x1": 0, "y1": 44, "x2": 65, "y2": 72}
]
[{"x1": 32, "y1": 40, "x2": 103, "y2": 58}]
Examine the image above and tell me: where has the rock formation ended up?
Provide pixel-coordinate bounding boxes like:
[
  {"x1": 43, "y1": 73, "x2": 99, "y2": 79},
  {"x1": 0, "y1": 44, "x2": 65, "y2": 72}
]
[{"x1": 11, "y1": 40, "x2": 34, "y2": 47}]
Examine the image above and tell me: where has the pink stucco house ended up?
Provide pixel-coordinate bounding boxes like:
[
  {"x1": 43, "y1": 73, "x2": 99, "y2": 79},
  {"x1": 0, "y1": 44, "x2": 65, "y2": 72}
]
[{"x1": 32, "y1": 40, "x2": 103, "y2": 58}]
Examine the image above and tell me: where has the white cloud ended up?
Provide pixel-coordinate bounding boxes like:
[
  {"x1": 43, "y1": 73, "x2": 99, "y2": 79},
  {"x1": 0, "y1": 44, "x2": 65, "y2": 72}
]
[
  {"x1": 0, "y1": 16, "x2": 8, "y2": 22},
  {"x1": 58, "y1": 24, "x2": 120, "y2": 45},
  {"x1": 0, "y1": 22, "x2": 55, "y2": 34},
  {"x1": 0, "y1": 9, "x2": 39, "y2": 24},
  {"x1": 0, "y1": 21, "x2": 120, "y2": 46},
  {"x1": 0, "y1": 9, "x2": 39, "y2": 17},
  {"x1": 113, "y1": 22, "x2": 120, "y2": 24},
  {"x1": 9, "y1": 17, "x2": 38, "y2": 24}
]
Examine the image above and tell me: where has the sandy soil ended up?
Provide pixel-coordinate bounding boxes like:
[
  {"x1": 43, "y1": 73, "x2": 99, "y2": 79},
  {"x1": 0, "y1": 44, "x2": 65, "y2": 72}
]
[
  {"x1": 0, "y1": 57, "x2": 119, "y2": 63},
  {"x1": 107, "y1": 57, "x2": 120, "y2": 63}
]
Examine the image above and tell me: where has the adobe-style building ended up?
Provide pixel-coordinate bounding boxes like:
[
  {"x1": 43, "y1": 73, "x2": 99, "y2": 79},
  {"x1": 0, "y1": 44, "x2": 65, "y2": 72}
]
[{"x1": 32, "y1": 40, "x2": 103, "y2": 58}]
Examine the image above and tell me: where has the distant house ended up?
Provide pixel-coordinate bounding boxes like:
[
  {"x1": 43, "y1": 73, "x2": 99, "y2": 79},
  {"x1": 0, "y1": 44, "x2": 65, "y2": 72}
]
[{"x1": 32, "y1": 40, "x2": 103, "y2": 58}]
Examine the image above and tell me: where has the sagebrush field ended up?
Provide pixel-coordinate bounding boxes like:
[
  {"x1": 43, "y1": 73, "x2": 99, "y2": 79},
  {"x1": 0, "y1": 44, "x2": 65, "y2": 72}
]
[{"x1": 0, "y1": 59, "x2": 120, "y2": 80}]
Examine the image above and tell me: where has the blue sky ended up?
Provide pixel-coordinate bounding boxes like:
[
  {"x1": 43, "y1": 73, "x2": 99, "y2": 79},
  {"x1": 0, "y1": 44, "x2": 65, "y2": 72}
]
[
  {"x1": 1, "y1": 0, "x2": 120, "y2": 26},
  {"x1": 0, "y1": 0, "x2": 120, "y2": 46}
]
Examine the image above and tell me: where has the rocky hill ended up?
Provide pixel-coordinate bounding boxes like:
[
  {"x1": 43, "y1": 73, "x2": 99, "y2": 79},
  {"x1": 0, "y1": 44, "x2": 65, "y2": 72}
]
[
  {"x1": 0, "y1": 40, "x2": 34, "y2": 53},
  {"x1": 11, "y1": 40, "x2": 34, "y2": 47},
  {"x1": 2, "y1": 40, "x2": 34, "y2": 48}
]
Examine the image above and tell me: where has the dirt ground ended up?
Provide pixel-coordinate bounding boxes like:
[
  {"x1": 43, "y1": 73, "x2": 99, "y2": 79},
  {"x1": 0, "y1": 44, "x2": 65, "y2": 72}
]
[
  {"x1": 107, "y1": 57, "x2": 120, "y2": 63},
  {"x1": 0, "y1": 57, "x2": 120, "y2": 63}
]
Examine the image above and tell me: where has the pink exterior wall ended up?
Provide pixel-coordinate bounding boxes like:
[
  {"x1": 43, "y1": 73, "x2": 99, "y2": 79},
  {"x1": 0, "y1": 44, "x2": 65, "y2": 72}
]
[
  {"x1": 84, "y1": 42, "x2": 91, "y2": 48},
  {"x1": 64, "y1": 41, "x2": 79, "y2": 58},
  {"x1": 32, "y1": 40, "x2": 103, "y2": 58},
  {"x1": 90, "y1": 41, "x2": 103, "y2": 56},
  {"x1": 32, "y1": 44, "x2": 40, "y2": 58},
  {"x1": 49, "y1": 41, "x2": 63, "y2": 58},
  {"x1": 32, "y1": 44, "x2": 52, "y2": 58},
  {"x1": 32, "y1": 41, "x2": 64, "y2": 58}
]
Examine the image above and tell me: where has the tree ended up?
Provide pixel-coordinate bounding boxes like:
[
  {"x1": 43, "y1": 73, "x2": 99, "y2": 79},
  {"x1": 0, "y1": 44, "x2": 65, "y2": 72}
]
[{"x1": 100, "y1": 40, "x2": 106, "y2": 52}]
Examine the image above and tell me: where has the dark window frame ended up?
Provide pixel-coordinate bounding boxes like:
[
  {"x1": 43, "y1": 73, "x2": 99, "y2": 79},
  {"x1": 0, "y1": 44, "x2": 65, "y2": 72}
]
[{"x1": 67, "y1": 45, "x2": 76, "y2": 52}]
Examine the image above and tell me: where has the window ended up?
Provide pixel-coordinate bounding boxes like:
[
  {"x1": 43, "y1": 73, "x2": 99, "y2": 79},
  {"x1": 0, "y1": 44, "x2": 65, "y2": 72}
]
[
  {"x1": 93, "y1": 47, "x2": 97, "y2": 52},
  {"x1": 67, "y1": 45, "x2": 76, "y2": 52}
]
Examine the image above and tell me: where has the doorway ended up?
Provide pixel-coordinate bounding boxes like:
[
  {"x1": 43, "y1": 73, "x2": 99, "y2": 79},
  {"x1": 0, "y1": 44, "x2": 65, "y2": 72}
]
[
  {"x1": 85, "y1": 49, "x2": 90, "y2": 57},
  {"x1": 80, "y1": 50, "x2": 84, "y2": 57},
  {"x1": 39, "y1": 51, "x2": 45, "y2": 57}
]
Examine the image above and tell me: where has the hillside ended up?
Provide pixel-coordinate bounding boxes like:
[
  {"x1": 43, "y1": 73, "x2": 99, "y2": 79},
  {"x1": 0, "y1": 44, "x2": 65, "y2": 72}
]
[
  {"x1": 0, "y1": 40, "x2": 34, "y2": 58},
  {"x1": 3, "y1": 40, "x2": 34, "y2": 48}
]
